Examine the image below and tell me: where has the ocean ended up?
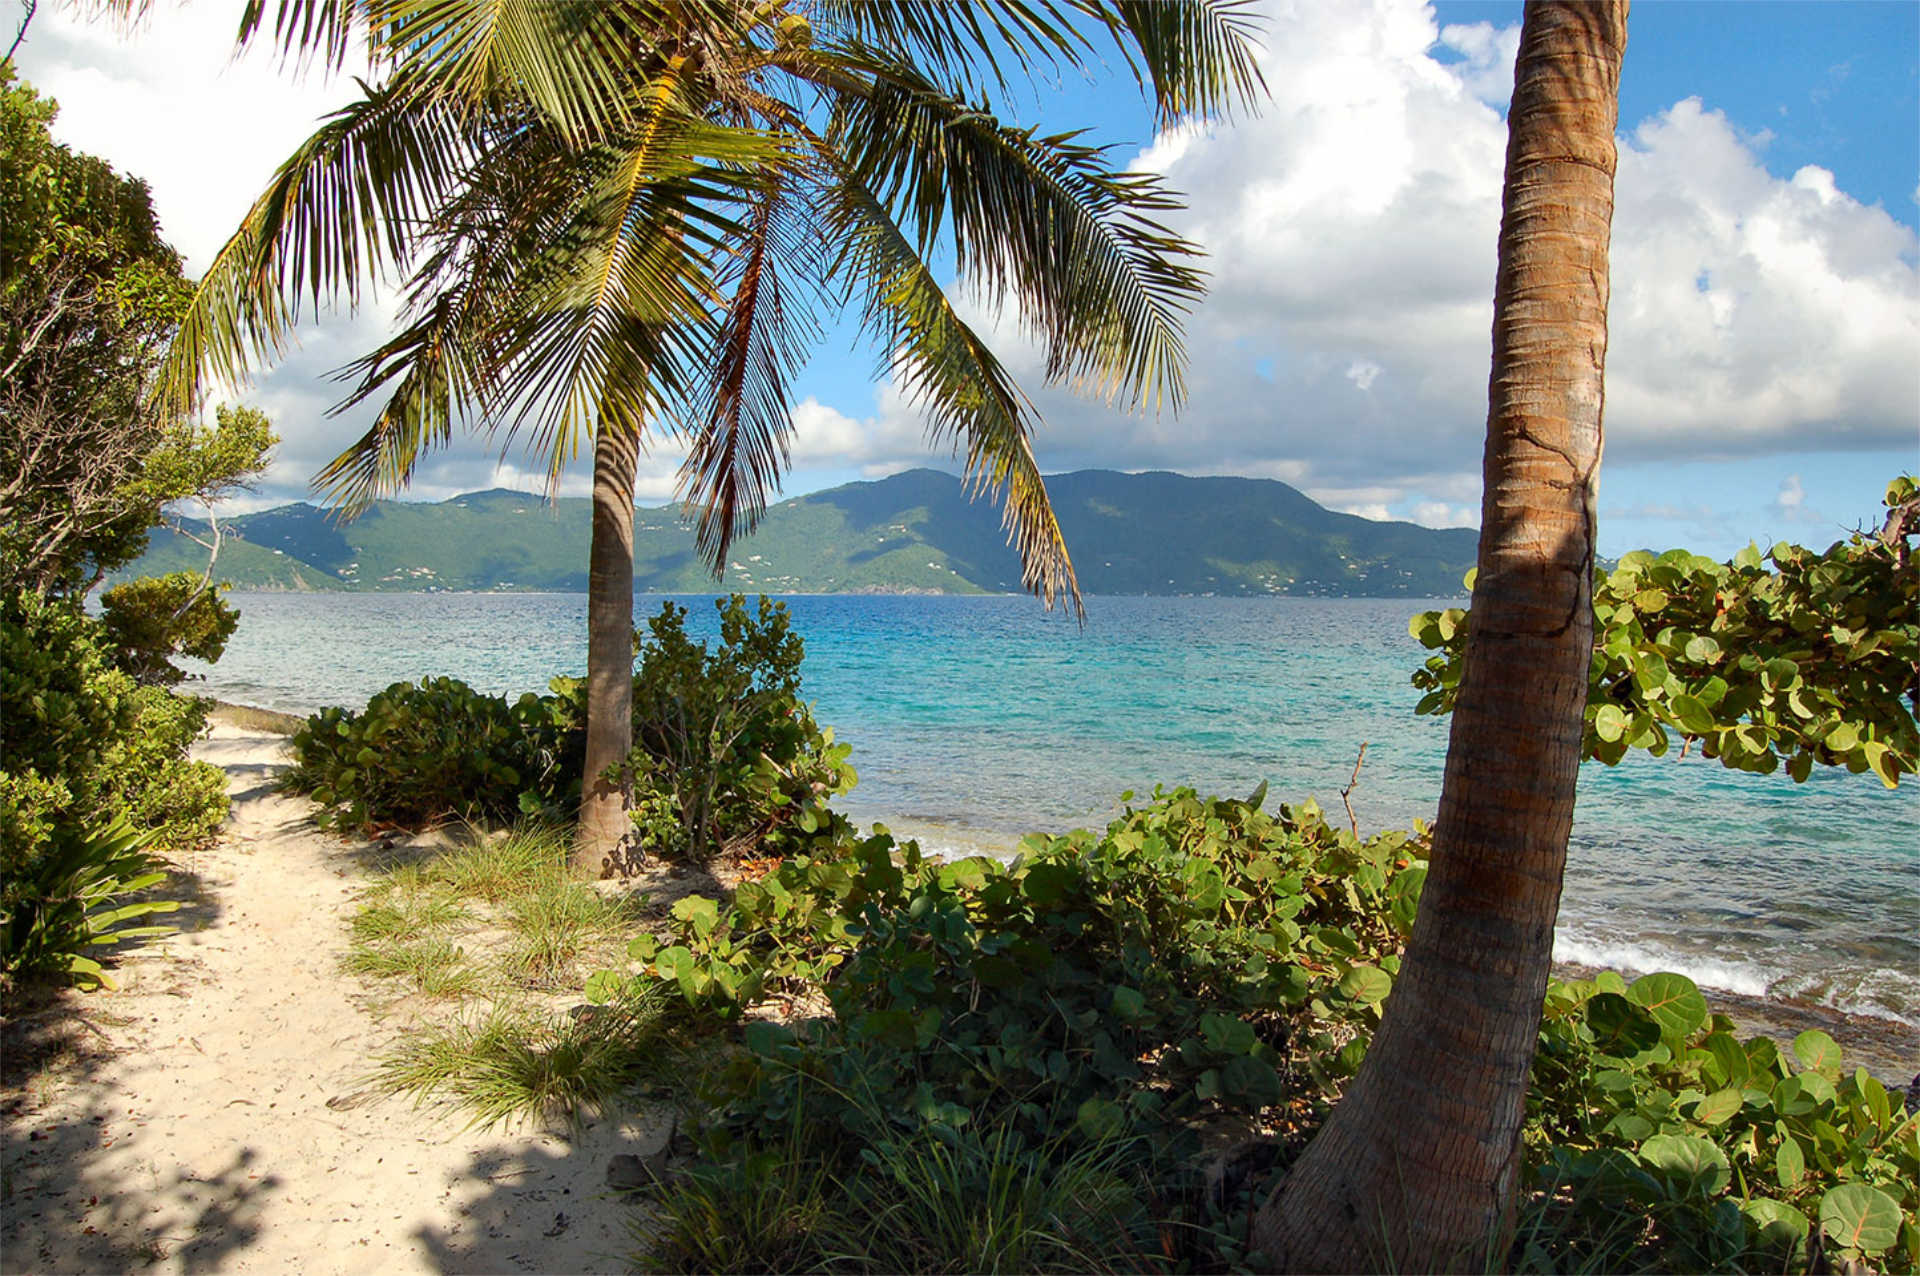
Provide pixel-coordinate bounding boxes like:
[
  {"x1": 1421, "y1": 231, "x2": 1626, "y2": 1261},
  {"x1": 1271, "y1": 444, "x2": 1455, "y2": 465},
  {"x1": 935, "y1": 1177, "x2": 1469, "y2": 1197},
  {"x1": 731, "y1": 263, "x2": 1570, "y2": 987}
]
[{"x1": 188, "y1": 591, "x2": 1920, "y2": 1033}]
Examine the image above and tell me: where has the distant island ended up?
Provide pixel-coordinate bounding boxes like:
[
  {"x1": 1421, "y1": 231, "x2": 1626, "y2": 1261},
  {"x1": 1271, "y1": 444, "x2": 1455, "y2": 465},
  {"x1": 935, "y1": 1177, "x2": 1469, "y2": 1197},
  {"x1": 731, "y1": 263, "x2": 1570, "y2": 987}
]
[{"x1": 116, "y1": 468, "x2": 1479, "y2": 598}]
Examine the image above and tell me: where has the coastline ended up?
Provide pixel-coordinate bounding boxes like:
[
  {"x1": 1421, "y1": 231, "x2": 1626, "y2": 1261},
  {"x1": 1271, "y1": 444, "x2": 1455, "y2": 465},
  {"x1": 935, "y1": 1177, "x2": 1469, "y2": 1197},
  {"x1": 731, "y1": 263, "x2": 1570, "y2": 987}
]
[{"x1": 209, "y1": 696, "x2": 1916, "y2": 1089}]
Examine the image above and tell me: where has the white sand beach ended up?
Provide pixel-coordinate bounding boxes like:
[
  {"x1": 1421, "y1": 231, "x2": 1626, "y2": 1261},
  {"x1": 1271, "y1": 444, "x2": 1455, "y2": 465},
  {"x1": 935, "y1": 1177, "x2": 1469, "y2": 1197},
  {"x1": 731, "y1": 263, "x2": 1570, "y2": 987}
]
[{"x1": 1, "y1": 727, "x2": 662, "y2": 1275}]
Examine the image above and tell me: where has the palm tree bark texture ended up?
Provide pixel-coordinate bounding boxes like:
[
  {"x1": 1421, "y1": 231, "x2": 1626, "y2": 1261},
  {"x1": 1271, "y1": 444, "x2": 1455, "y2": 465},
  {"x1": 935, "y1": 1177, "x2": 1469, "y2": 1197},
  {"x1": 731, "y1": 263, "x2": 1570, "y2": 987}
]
[
  {"x1": 579, "y1": 421, "x2": 642, "y2": 874},
  {"x1": 1255, "y1": 3, "x2": 1628, "y2": 1270}
]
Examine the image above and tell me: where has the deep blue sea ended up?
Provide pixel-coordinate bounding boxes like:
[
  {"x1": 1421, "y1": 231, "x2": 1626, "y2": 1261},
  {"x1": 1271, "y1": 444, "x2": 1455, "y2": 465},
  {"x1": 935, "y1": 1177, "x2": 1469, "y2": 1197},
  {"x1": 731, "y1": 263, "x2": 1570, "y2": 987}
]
[{"x1": 190, "y1": 591, "x2": 1920, "y2": 1031}]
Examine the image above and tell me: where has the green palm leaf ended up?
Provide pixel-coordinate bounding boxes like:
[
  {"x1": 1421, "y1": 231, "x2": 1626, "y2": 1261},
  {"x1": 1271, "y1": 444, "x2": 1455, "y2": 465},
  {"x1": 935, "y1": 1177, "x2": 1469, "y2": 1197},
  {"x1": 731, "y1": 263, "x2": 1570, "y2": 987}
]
[
  {"x1": 823, "y1": 169, "x2": 1080, "y2": 616},
  {"x1": 152, "y1": 72, "x2": 470, "y2": 420},
  {"x1": 828, "y1": 54, "x2": 1205, "y2": 409}
]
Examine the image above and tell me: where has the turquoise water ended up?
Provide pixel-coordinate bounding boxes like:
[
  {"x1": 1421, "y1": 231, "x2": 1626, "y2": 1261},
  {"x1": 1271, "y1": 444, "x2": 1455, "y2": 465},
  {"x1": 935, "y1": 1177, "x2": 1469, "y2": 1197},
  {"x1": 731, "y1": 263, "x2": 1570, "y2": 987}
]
[{"x1": 191, "y1": 591, "x2": 1920, "y2": 1030}]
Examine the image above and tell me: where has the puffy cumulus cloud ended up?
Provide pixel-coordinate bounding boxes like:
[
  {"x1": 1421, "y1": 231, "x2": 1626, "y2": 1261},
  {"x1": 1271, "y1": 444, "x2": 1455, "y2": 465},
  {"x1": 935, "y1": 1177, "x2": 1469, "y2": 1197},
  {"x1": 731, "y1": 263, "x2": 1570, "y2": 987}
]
[
  {"x1": 15, "y1": 2, "x2": 367, "y2": 273},
  {"x1": 948, "y1": 0, "x2": 1916, "y2": 529}
]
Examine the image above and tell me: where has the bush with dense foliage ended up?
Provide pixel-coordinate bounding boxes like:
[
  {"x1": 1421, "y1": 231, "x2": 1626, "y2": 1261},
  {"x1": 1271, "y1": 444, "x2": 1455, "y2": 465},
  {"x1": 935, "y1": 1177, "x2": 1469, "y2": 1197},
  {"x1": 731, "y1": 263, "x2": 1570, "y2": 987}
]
[
  {"x1": 284, "y1": 675, "x2": 581, "y2": 831},
  {"x1": 0, "y1": 591, "x2": 226, "y2": 999},
  {"x1": 1412, "y1": 476, "x2": 1920, "y2": 787},
  {"x1": 596, "y1": 784, "x2": 1915, "y2": 1274},
  {"x1": 286, "y1": 596, "x2": 853, "y2": 859}
]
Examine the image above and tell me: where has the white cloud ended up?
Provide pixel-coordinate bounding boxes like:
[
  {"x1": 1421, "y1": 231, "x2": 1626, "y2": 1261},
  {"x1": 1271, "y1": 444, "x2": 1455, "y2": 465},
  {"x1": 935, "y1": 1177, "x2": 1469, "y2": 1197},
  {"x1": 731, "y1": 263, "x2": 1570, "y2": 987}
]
[{"x1": 15, "y1": 0, "x2": 1916, "y2": 536}]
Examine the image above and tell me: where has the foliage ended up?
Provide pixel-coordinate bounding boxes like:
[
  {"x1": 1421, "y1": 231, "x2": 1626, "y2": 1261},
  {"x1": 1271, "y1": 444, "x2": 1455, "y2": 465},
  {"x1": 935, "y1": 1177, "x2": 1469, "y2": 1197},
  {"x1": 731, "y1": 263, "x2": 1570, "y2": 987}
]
[
  {"x1": 592, "y1": 784, "x2": 1427, "y2": 1262},
  {"x1": 622, "y1": 596, "x2": 855, "y2": 861},
  {"x1": 1520, "y1": 969, "x2": 1918, "y2": 1272},
  {"x1": 286, "y1": 596, "x2": 852, "y2": 858},
  {"x1": 647, "y1": 1091, "x2": 1177, "y2": 1275},
  {"x1": 97, "y1": 571, "x2": 240, "y2": 686},
  {"x1": 1412, "y1": 476, "x2": 1920, "y2": 787},
  {"x1": 0, "y1": 70, "x2": 277, "y2": 596},
  {"x1": 0, "y1": 589, "x2": 228, "y2": 859},
  {"x1": 284, "y1": 676, "x2": 582, "y2": 831},
  {"x1": 0, "y1": 816, "x2": 182, "y2": 1002}
]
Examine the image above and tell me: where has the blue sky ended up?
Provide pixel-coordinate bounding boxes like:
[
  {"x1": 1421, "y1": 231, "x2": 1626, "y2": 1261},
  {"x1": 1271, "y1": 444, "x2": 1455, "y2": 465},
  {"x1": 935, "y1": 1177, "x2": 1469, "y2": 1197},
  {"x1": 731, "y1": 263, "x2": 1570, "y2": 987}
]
[{"x1": 17, "y1": 0, "x2": 1919, "y2": 560}]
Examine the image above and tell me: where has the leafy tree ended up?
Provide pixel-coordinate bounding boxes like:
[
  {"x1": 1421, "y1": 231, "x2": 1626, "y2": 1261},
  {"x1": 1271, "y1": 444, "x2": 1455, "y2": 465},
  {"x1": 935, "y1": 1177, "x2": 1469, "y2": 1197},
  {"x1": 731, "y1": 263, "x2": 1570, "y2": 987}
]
[
  {"x1": 147, "y1": 0, "x2": 1264, "y2": 873},
  {"x1": 1410, "y1": 475, "x2": 1920, "y2": 789},
  {"x1": 0, "y1": 68, "x2": 271, "y2": 997},
  {"x1": 1257, "y1": 4, "x2": 1630, "y2": 1267},
  {"x1": 0, "y1": 69, "x2": 276, "y2": 599}
]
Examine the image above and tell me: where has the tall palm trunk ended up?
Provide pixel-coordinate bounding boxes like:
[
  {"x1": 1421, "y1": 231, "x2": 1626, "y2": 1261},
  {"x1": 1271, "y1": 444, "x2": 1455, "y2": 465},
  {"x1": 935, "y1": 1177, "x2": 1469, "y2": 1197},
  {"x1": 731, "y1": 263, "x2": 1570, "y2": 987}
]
[
  {"x1": 575, "y1": 420, "x2": 641, "y2": 875},
  {"x1": 1254, "y1": 4, "x2": 1627, "y2": 1269}
]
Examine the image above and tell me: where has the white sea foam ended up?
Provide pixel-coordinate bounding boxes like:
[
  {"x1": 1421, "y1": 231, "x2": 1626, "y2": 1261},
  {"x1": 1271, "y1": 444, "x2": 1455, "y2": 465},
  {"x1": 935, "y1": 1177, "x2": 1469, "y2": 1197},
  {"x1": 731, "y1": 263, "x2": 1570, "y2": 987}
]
[{"x1": 1553, "y1": 932, "x2": 1778, "y2": 998}]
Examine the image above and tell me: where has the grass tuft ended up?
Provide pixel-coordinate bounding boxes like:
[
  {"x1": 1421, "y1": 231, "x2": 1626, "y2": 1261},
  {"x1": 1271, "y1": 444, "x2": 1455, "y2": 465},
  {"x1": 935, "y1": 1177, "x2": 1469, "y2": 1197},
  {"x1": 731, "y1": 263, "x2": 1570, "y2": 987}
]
[
  {"x1": 427, "y1": 825, "x2": 570, "y2": 903},
  {"x1": 376, "y1": 988, "x2": 680, "y2": 1129},
  {"x1": 343, "y1": 937, "x2": 485, "y2": 999},
  {"x1": 505, "y1": 877, "x2": 638, "y2": 987}
]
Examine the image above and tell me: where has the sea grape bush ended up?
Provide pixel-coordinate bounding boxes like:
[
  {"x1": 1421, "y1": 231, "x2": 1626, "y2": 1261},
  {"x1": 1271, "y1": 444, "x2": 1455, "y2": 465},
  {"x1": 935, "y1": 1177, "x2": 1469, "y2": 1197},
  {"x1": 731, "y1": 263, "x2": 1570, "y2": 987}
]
[
  {"x1": 593, "y1": 786, "x2": 1430, "y2": 1146},
  {"x1": 286, "y1": 596, "x2": 852, "y2": 859},
  {"x1": 285, "y1": 675, "x2": 580, "y2": 831},
  {"x1": 1522, "y1": 970, "x2": 1918, "y2": 1271},
  {"x1": 1412, "y1": 476, "x2": 1919, "y2": 787},
  {"x1": 596, "y1": 781, "x2": 1916, "y2": 1273}
]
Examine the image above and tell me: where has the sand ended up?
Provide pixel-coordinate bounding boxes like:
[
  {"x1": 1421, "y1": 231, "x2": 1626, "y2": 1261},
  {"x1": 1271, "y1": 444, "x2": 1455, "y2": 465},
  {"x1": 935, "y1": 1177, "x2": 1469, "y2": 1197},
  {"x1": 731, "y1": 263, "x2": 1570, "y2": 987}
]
[{"x1": 1, "y1": 727, "x2": 664, "y2": 1275}]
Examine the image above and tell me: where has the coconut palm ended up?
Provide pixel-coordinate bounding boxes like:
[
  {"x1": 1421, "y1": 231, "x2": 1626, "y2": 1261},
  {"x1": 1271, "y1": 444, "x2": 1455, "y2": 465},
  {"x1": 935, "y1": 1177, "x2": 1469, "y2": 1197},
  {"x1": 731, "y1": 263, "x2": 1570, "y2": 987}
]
[
  {"x1": 1253, "y1": 2, "x2": 1629, "y2": 1268},
  {"x1": 149, "y1": 0, "x2": 1263, "y2": 870}
]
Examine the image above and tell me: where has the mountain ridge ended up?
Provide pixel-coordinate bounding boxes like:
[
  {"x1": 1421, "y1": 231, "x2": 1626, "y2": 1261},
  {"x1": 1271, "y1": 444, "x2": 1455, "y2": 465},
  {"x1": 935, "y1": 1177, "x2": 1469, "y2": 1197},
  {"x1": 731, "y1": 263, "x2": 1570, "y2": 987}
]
[{"x1": 116, "y1": 469, "x2": 1478, "y2": 598}]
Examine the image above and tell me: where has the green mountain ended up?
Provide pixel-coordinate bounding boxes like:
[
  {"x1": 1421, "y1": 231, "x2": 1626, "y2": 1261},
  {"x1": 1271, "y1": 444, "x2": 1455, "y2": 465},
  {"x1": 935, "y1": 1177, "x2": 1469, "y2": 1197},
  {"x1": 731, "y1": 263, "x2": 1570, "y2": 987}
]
[{"x1": 115, "y1": 470, "x2": 1477, "y2": 597}]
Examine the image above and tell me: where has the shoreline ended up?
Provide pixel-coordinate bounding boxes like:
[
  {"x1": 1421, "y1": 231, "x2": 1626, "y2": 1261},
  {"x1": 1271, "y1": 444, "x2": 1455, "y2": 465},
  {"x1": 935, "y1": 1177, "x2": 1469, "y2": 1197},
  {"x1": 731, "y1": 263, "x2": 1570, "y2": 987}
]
[{"x1": 206, "y1": 696, "x2": 1918, "y2": 1087}]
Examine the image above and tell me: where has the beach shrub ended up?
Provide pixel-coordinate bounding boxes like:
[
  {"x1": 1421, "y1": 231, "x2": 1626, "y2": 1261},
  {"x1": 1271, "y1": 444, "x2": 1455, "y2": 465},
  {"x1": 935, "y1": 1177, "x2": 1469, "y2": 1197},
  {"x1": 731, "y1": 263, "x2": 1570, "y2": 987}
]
[
  {"x1": 285, "y1": 675, "x2": 580, "y2": 830},
  {"x1": 0, "y1": 589, "x2": 227, "y2": 857},
  {"x1": 1412, "y1": 475, "x2": 1920, "y2": 787},
  {"x1": 598, "y1": 786, "x2": 1427, "y2": 1269},
  {"x1": 0, "y1": 592, "x2": 218, "y2": 1001},
  {"x1": 97, "y1": 571, "x2": 241, "y2": 686},
  {"x1": 0, "y1": 816, "x2": 182, "y2": 998},
  {"x1": 286, "y1": 596, "x2": 853, "y2": 856},
  {"x1": 1518, "y1": 969, "x2": 1918, "y2": 1272},
  {"x1": 620, "y1": 596, "x2": 855, "y2": 862}
]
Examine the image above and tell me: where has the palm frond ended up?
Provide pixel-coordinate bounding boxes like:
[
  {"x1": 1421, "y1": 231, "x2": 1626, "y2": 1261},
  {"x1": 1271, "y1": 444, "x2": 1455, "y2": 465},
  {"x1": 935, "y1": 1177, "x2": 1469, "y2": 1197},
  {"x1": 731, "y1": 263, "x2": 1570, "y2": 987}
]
[
  {"x1": 368, "y1": 0, "x2": 652, "y2": 141},
  {"x1": 830, "y1": 56, "x2": 1205, "y2": 410},
  {"x1": 152, "y1": 72, "x2": 469, "y2": 421},
  {"x1": 483, "y1": 80, "x2": 784, "y2": 484},
  {"x1": 811, "y1": 0, "x2": 1092, "y2": 99},
  {"x1": 677, "y1": 173, "x2": 826, "y2": 571},
  {"x1": 1080, "y1": 0, "x2": 1267, "y2": 122},
  {"x1": 234, "y1": 0, "x2": 366, "y2": 71},
  {"x1": 315, "y1": 122, "x2": 581, "y2": 510},
  {"x1": 823, "y1": 170, "x2": 1081, "y2": 617}
]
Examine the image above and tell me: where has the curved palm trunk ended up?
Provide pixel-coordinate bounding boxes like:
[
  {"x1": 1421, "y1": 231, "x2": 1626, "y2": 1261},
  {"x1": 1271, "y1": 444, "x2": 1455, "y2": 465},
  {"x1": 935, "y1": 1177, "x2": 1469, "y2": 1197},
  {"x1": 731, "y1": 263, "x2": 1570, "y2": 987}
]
[
  {"x1": 1254, "y1": 4, "x2": 1627, "y2": 1269},
  {"x1": 575, "y1": 421, "x2": 641, "y2": 876}
]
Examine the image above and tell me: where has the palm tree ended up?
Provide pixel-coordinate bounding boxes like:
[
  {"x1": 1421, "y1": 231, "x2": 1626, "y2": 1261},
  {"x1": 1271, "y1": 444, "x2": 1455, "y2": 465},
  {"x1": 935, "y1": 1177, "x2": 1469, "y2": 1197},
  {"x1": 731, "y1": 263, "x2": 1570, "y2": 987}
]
[
  {"x1": 1251, "y1": 3, "x2": 1628, "y2": 1269},
  {"x1": 149, "y1": 0, "x2": 1262, "y2": 872}
]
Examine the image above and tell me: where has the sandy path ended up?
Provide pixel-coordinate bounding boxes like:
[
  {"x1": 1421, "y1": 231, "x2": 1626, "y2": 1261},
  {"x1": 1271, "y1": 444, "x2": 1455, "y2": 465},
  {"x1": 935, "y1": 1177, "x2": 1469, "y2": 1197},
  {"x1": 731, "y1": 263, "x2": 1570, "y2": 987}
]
[{"x1": 2, "y1": 727, "x2": 664, "y2": 1275}]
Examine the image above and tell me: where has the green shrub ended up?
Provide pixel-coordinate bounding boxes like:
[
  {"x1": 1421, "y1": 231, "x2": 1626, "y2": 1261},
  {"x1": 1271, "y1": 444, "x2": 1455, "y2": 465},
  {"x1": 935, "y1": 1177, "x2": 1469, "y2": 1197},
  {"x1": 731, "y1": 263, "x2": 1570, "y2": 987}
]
[
  {"x1": 1518, "y1": 969, "x2": 1919, "y2": 1272},
  {"x1": 97, "y1": 571, "x2": 240, "y2": 686},
  {"x1": 285, "y1": 596, "x2": 854, "y2": 860},
  {"x1": 622, "y1": 596, "x2": 855, "y2": 862},
  {"x1": 0, "y1": 816, "x2": 182, "y2": 999},
  {"x1": 284, "y1": 675, "x2": 581, "y2": 830}
]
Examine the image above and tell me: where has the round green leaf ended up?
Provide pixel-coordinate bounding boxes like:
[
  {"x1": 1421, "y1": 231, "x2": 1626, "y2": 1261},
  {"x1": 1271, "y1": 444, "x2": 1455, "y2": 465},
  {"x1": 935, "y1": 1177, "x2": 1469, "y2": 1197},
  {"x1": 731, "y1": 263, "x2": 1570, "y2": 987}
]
[
  {"x1": 1627, "y1": 971, "x2": 1708, "y2": 1040},
  {"x1": 1742, "y1": 1199, "x2": 1809, "y2": 1254},
  {"x1": 1339, "y1": 964, "x2": 1393, "y2": 1005},
  {"x1": 1638, "y1": 1133, "x2": 1731, "y2": 1196},
  {"x1": 1693, "y1": 1088, "x2": 1743, "y2": 1126},
  {"x1": 1594, "y1": 704, "x2": 1629, "y2": 742},
  {"x1": 1076, "y1": 1097, "x2": 1126, "y2": 1141},
  {"x1": 1669, "y1": 693, "x2": 1717, "y2": 735},
  {"x1": 1819, "y1": 1183, "x2": 1901, "y2": 1254},
  {"x1": 1792, "y1": 1029, "x2": 1842, "y2": 1079}
]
